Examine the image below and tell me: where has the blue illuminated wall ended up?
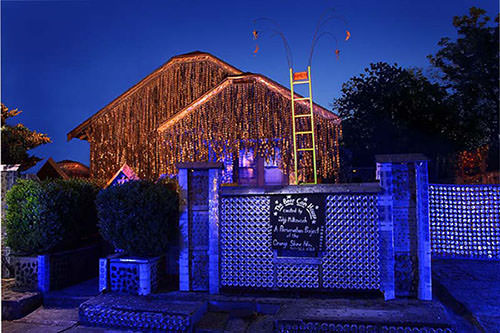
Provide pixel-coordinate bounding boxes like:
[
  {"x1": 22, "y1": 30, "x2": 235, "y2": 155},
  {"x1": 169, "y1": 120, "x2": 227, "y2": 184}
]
[{"x1": 429, "y1": 184, "x2": 500, "y2": 259}]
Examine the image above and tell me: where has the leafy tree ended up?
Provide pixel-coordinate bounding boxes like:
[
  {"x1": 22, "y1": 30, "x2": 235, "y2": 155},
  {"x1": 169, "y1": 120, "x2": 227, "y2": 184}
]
[
  {"x1": 428, "y1": 7, "x2": 499, "y2": 170},
  {"x1": 1, "y1": 103, "x2": 51, "y2": 171},
  {"x1": 333, "y1": 62, "x2": 459, "y2": 175}
]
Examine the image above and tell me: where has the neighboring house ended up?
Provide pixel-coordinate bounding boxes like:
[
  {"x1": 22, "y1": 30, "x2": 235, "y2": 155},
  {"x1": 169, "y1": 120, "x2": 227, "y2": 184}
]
[
  {"x1": 67, "y1": 51, "x2": 341, "y2": 185},
  {"x1": 37, "y1": 158, "x2": 90, "y2": 181}
]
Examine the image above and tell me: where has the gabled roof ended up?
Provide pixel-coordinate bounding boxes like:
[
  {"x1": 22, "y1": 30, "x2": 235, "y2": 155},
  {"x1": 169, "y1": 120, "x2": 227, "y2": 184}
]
[
  {"x1": 157, "y1": 73, "x2": 340, "y2": 133},
  {"x1": 37, "y1": 157, "x2": 69, "y2": 180},
  {"x1": 67, "y1": 51, "x2": 243, "y2": 141},
  {"x1": 36, "y1": 158, "x2": 90, "y2": 180},
  {"x1": 104, "y1": 163, "x2": 140, "y2": 188},
  {"x1": 57, "y1": 160, "x2": 90, "y2": 178}
]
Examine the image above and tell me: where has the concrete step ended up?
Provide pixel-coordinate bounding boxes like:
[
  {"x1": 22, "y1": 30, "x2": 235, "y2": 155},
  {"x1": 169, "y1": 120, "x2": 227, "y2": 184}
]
[
  {"x1": 274, "y1": 299, "x2": 454, "y2": 332},
  {"x1": 2, "y1": 278, "x2": 42, "y2": 321},
  {"x1": 79, "y1": 293, "x2": 207, "y2": 332}
]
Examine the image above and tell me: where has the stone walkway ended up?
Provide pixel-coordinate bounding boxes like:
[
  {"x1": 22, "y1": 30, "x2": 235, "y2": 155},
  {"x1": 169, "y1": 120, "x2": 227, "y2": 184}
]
[{"x1": 432, "y1": 259, "x2": 500, "y2": 333}]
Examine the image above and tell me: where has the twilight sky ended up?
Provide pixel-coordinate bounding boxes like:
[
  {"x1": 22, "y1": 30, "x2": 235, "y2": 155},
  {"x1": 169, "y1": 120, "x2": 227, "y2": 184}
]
[{"x1": 1, "y1": 0, "x2": 498, "y2": 173}]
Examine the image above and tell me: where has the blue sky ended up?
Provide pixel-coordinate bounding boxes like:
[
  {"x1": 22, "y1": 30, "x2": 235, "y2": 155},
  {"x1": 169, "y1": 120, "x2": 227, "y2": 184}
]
[{"x1": 2, "y1": 0, "x2": 498, "y2": 172}]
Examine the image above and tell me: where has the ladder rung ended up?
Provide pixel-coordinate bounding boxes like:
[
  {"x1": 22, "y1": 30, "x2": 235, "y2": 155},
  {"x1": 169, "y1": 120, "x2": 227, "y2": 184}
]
[
  {"x1": 292, "y1": 80, "x2": 309, "y2": 85},
  {"x1": 293, "y1": 97, "x2": 310, "y2": 101},
  {"x1": 294, "y1": 114, "x2": 312, "y2": 118},
  {"x1": 296, "y1": 131, "x2": 313, "y2": 135},
  {"x1": 297, "y1": 148, "x2": 314, "y2": 151}
]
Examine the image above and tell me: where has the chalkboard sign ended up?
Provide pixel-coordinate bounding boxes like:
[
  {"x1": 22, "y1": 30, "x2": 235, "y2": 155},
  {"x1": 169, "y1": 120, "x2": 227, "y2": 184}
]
[{"x1": 270, "y1": 194, "x2": 325, "y2": 253}]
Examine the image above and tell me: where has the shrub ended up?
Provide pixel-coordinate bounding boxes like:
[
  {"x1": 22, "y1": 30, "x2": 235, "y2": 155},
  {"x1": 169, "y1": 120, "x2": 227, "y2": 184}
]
[
  {"x1": 48, "y1": 178, "x2": 100, "y2": 244},
  {"x1": 5, "y1": 179, "x2": 64, "y2": 255},
  {"x1": 4, "y1": 178, "x2": 100, "y2": 255},
  {"x1": 96, "y1": 180, "x2": 179, "y2": 257}
]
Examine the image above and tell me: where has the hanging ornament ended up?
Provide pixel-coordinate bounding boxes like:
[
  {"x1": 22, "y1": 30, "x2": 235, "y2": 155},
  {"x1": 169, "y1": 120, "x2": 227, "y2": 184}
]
[
  {"x1": 345, "y1": 30, "x2": 351, "y2": 41},
  {"x1": 253, "y1": 44, "x2": 259, "y2": 54},
  {"x1": 335, "y1": 49, "x2": 340, "y2": 60}
]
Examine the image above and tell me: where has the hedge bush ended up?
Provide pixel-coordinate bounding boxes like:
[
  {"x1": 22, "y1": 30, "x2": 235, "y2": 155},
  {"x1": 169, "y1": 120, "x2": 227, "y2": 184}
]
[
  {"x1": 96, "y1": 180, "x2": 179, "y2": 257},
  {"x1": 4, "y1": 178, "x2": 100, "y2": 255},
  {"x1": 47, "y1": 178, "x2": 99, "y2": 246}
]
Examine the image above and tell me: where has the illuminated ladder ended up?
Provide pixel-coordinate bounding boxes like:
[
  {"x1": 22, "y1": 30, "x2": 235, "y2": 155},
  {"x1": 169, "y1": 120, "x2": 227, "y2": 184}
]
[{"x1": 289, "y1": 66, "x2": 317, "y2": 185}]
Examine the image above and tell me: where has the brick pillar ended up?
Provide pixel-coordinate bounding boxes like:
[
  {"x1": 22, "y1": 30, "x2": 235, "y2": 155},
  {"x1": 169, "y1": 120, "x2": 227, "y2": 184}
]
[
  {"x1": 177, "y1": 162, "x2": 223, "y2": 293},
  {"x1": 376, "y1": 154, "x2": 432, "y2": 300}
]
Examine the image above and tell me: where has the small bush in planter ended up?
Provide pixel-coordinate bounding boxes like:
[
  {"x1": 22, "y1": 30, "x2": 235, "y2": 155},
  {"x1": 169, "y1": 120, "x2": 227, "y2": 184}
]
[
  {"x1": 96, "y1": 180, "x2": 179, "y2": 257},
  {"x1": 4, "y1": 178, "x2": 100, "y2": 255},
  {"x1": 5, "y1": 179, "x2": 63, "y2": 255}
]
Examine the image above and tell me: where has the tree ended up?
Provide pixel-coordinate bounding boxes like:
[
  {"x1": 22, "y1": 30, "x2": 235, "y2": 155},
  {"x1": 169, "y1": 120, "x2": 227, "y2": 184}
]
[
  {"x1": 1, "y1": 103, "x2": 51, "y2": 171},
  {"x1": 428, "y1": 7, "x2": 499, "y2": 170},
  {"x1": 333, "y1": 62, "x2": 459, "y2": 176}
]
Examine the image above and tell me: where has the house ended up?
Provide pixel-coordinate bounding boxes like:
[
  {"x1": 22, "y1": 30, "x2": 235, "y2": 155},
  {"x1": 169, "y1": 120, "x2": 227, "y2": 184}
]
[
  {"x1": 67, "y1": 51, "x2": 341, "y2": 185},
  {"x1": 37, "y1": 158, "x2": 90, "y2": 181}
]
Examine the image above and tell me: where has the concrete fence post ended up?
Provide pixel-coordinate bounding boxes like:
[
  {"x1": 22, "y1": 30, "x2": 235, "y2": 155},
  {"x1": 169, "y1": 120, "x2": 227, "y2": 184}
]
[
  {"x1": 415, "y1": 161, "x2": 432, "y2": 300},
  {"x1": 376, "y1": 154, "x2": 432, "y2": 300},
  {"x1": 177, "y1": 162, "x2": 223, "y2": 293},
  {"x1": 208, "y1": 168, "x2": 222, "y2": 294},
  {"x1": 177, "y1": 167, "x2": 189, "y2": 291},
  {"x1": 376, "y1": 162, "x2": 396, "y2": 300}
]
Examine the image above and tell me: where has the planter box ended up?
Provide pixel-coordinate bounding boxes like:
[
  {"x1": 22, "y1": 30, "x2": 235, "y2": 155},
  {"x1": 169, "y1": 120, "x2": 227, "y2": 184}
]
[
  {"x1": 100, "y1": 255, "x2": 164, "y2": 295},
  {"x1": 11, "y1": 256, "x2": 39, "y2": 290},
  {"x1": 10, "y1": 243, "x2": 102, "y2": 292}
]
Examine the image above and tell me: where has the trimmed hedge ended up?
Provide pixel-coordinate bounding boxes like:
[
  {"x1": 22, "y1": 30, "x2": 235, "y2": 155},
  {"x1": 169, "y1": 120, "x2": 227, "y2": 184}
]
[
  {"x1": 96, "y1": 180, "x2": 179, "y2": 257},
  {"x1": 4, "y1": 179, "x2": 100, "y2": 255}
]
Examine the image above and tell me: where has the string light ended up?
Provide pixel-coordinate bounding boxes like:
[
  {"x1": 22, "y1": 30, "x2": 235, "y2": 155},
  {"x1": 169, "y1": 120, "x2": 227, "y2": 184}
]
[
  {"x1": 158, "y1": 74, "x2": 341, "y2": 182},
  {"x1": 74, "y1": 53, "x2": 340, "y2": 182}
]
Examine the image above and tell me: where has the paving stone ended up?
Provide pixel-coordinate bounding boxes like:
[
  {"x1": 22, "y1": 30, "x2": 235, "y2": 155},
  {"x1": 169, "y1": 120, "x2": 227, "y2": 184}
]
[
  {"x1": 433, "y1": 259, "x2": 500, "y2": 332},
  {"x1": 223, "y1": 317, "x2": 250, "y2": 333},
  {"x1": 13, "y1": 306, "x2": 79, "y2": 327},
  {"x1": 1, "y1": 321, "x2": 70, "y2": 333},
  {"x1": 43, "y1": 278, "x2": 100, "y2": 308},
  {"x1": 195, "y1": 311, "x2": 230, "y2": 332},
  {"x1": 246, "y1": 314, "x2": 274, "y2": 332}
]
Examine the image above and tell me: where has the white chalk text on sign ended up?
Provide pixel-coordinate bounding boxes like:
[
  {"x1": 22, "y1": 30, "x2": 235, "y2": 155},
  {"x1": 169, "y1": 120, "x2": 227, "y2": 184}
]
[{"x1": 270, "y1": 194, "x2": 325, "y2": 253}]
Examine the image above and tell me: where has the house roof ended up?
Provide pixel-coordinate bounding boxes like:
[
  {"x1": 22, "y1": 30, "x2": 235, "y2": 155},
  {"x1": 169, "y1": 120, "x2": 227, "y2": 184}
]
[
  {"x1": 157, "y1": 73, "x2": 340, "y2": 133},
  {"x1": 67, "y1": 51, "x2": 340, "y2": 141},
  {"x1": 36, "y1": 158, "x2": 90, "y2": 180},
  {"x1": 37, "y1": 157, "x2": 69, "y2": 180},
  {"x1": 57, "y1": 160, "x2": 90, "y2": 178},
  {"x1": 67, "y1": 51, "x2": 243, "y2": 141}
]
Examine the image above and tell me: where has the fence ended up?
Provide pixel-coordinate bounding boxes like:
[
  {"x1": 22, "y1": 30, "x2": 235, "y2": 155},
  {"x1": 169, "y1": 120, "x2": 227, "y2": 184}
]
[
  {"x1": 429, "y1": 183, "x2": 500, "y2": 259},
  {"x1": 178, "y1": 155, "x2": 433, "y2": 301}
]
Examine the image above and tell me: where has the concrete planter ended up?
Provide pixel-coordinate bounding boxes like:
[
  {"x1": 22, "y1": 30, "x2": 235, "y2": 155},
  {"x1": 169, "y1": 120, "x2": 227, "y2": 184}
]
[
  {"x1": 10, "y1": 243, "x2": 101, "y2": 292},
  {"x1": 100, "y1": 255, "x2": 164, "y2": 295},
  {"x1": 11, "y1": 256, "x2": 39, "y2": 290}
]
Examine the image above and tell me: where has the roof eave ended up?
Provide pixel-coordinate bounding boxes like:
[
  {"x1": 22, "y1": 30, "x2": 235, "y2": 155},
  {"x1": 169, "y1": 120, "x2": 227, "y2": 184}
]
[{"x1": 67, "y1": 51, "x2": 243, "y2": 141}]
